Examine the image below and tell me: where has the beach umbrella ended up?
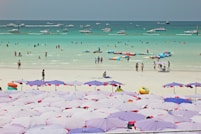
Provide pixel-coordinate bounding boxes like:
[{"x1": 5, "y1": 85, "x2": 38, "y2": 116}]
[
  {"x1": 86, "y1": 117, "x2": 127, "y2": 132},
  {"x1": 84, "y1": 80, "x2": 107, "y2": 90},
  {"x1": 14, "y1": 79, "x2": 27, "y2": 90},
  {"x1": 186, "y1": 82, "x2": 201, "y2": 94},
  {"x1": 164, "y1": 97, "x2": 192, "y2": 104},
  {"x1": 45, "y1": 80, "x2": 66, "y2": 91},
  {"x1": 169, "y1": 109, "x2": 199, "y2": 118},
  {"x1": 163, "y1": 82, "x2": 184, "y2": 94},
  {"x1": 68, "y1": 127, "x2": 105, "y2": 134},
  {"x1": 135, "y1": 119, "x2": 176, "y2": 131},
  {"x1": 107, "y1": 80, "x2": 123, "y2": 92},
  {"x1": 26, "y1": 80, "x2": 46, "y2": 89},
  {"x1": 176, "y1": 122, "x2": 201, "y2": 130},
  {"x1": 66, "y1": 80, "x2": 83, "y2": 91},
  {"x1": 25, "y1": 124, "x2": 67, "y2": 134},
  {"x1": 108, "y1": 111, "x2": 145, "y2": 121}
]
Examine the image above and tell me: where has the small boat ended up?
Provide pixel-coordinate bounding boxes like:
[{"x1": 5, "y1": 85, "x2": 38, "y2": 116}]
[
  {"x1": 40, "y1": 30, "x2": 50, "y2": 34},
  {"x1": 102, "y1": 28, "x2": 112, "y2": 32},
  {"x1": 117, "y1": 30, "x2": 126, "y2": 35},
  {"x1": 79, "y1": 29, "x2": 92, "y2": 33},
  {"x1": 184, "y1": 30, "x2": 198, "y2": 34},
  {"x1": 8, "y1": 29, "x2": 20, "y2": 33}
]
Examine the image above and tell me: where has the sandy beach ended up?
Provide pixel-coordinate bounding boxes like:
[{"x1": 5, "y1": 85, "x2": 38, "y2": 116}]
[{"x1": 0, "y1": 67, "x2": 200, "y2": 96}]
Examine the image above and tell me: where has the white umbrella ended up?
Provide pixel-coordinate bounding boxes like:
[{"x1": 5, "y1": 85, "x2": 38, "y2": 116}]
[
  {"x1": 25, "y1": 124, "x2": 67, "y2": 134},
  {"x1": 66, "y1": 80, "x2": 83, "y2": 91}
]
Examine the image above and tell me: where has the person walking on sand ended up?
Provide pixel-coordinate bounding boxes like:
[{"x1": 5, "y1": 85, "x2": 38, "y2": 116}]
[
  {"x1": 17, "y1": 60, "x2": 21, "y2": 69},
  {"x1": 141, "y1": 63, "x2": 144, "y2": 72},
  {"x1": 136, "y1": 62, "x2": 139, "y2": 72},
  {"x1": 42, "y1": 69, "x2": 45, "y2": 81}
]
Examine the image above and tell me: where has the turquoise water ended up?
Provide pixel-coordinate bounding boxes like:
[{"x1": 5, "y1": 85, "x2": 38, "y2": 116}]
[{"x1": 0, "y1": 20, "x2": 201, "y2": 71}]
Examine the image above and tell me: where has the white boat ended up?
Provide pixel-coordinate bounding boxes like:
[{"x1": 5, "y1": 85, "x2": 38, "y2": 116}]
[
  {"x1": 154, "y1": 27, "x2": 166, "y2": 31},
  {"x1": 101, "y1": 28, "x2": 112, "y2": 32},
  {"x1": 79, "y1": 29, "x2": 92, "y2": 33},
  {"x1": 6, "y1": 23, "x2": 18, "y2": 27},
  {"x1": 146, "y1": 29, "x2": 156, "y2": 33},
  {"x1": 66, "y1": 24, "x2": 74, "y2": 28},
  {"x1": 117, "y1": 30, "x2": 126, "y2": 35},
  {"x1": 147, "y1": 27, "x2": 166, "y2": 33},
  {"x1": 8, "y1": 29, "x2": 20, "y2": 33},
  {"x1": 40, "y1": 30, "x2": 50, "y2": 34},
  {"x1": 184, "y1": 30, "x2": 198, "y2": 34}
]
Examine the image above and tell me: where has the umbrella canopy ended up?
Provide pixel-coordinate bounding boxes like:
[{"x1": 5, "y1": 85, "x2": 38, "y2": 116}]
[
  {"x1": 26, "y1": 80, "x2": 46, "y2": 88},
  {"x1": 45, "y1": 80, "x2": 66, "y2": 91},
  {"x1": 66, "y1": 80, "x2": 83, "y2": 91},
  {"x1": 164, "y1": 97, "x2": 192, "y2": 104},
  {"x1": 25, "y1": 124, "x2": 67, "y2": 134},
  {"x1": 86, "y1": 117, "x2": 127, "y2": 132},
  {"x1": 106, "y1": 80, "x2": 123, "y2": 92},
  {"x1": 108, "y1": 111, "x2": 145, "y2": 121},
  {"x1": 68, "y1": 127, "x2": 105, "y2": 134},
  {"x1": 163, "y1": 82, "x2": 184, "y2": 94},
  {"x1": 13, "y1": 79, "x2": 27, "y2": 90},
  {"x1": 186, "y1": 82, "x2": 201, "y2": 94},
  {"x1": 84, "y1": 80, "x2": 107, "y2": 90},
  {"x1": 135, "y1": 119, "x2": 176, "y2": 131}
]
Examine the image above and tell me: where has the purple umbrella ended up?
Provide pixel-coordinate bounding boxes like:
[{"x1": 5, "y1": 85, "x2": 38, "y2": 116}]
[
  {"x1": 107, "y1": 80, "x2": 123, "y2": 92},
  {"x1": 45, "y1": 80, "x2": 66, "y2": 91},
  {"x1": 68, "y1": 127, "x2": 105, "y2": 134},
  {"x1": 163, "y1": 82, "x2": 184, "y2": 94},
  {"x1": 135, "y1": 119, "x2": 176, "y2": 131},
  {"x1": 84, "y1": 80, "x2": 107, "y2": 90},
  {"x1": 108, "y1": 111, "x2": 145, "y2": 121},
  {"x1": 86, "y1": 117, "x2": 127, "y2": 132},
  {"x1": 186, "y1": 82, "x2": 201, "y2": 94},
  {"x1": 26, "y1": 80, "x2": 46, "y2": 89}
]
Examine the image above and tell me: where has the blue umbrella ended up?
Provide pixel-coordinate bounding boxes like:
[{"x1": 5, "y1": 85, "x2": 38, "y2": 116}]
[
  {"x1": 163, "y1": 82, "x2": 184, "y2": 94},
  {"x1": 164, "y1": 97, "x2": 192, "y2": 104},
  {"x1": 68, "y1": 127, "x2": 105, "y2": 134},
  {"x1": 186, "y1": 82, "x2": 201, "y2": 94}
]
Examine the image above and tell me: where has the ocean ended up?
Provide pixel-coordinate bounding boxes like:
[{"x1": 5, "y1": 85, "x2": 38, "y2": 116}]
[{"x1": 0, "y1": 20, "x2": 201, "y2": 71}]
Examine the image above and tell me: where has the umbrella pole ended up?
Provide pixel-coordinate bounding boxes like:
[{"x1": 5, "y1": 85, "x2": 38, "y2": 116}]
[
  {"x1": 173, "y1": 87, "x2": 176, "y2": 94},
  {"x1": 195, "y1": 87, "x2": 197, "y2": 94}
]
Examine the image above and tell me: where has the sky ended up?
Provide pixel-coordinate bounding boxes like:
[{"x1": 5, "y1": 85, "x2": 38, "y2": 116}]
[{"x1": 0, "y1": 0, "x2": 201, "y2": 21}]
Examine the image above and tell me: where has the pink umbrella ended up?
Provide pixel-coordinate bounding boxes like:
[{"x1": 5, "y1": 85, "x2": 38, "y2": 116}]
[{"x1": 86, "y1": 117, "x2": 127, "y2": 132}]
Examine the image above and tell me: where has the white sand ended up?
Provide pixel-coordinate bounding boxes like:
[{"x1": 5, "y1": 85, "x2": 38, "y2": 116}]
[{"x1": 0, "y1": 68, "x2": 200, "y2": 96}]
